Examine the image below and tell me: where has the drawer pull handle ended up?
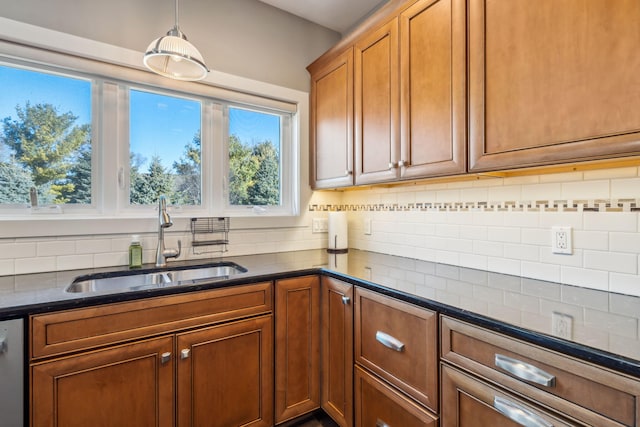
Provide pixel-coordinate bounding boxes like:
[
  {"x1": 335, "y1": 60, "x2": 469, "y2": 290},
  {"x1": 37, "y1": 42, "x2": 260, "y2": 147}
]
[
  {"x1": 495, "y1": 354, "x2": 556, "y2": 387},
  {"x1": 341, "y1": 296, "x2": 351, "y2": 305},
  {"x1": 375, "y1": 331, "x2": 405, "y2": 352},
  {"x1": 494, "y1": 396, "x2": 553, "y2": 427},
  {"x1": 180, "y1": 348, "x2": 191, "y2": 359},
  {"x1": 160, "y1": 352, "x2": 171, "y2": 364},
  {"x1": 376, "y1": 419, "x2": 390, "y2": 427}
]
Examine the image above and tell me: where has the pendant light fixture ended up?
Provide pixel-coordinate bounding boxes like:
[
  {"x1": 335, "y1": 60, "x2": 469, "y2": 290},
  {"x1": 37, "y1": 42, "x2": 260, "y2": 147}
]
[{"x1": 143, "y1": 0, "x2": 209, "y2": 81}]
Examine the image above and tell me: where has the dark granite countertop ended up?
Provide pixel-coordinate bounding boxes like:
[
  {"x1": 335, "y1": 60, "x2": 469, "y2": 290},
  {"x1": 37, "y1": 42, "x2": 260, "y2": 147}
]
[{"x1": 1, "y1": 249, "x2": 639, "y2": 378}]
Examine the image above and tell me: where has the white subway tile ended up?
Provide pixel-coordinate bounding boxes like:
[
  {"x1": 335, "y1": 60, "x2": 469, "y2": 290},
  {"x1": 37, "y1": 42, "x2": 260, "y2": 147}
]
[
  {"x1": 459, "y1": 253, "x2": 488, "y2": 270},
  {"x1": 521, "y1": 262, "x2": 561, "y2": 283},
  {"x1": 94, "y1": 252, "x2": 127, "y2": 268},
  {"x1": 538, "y1": 212, "x2": 583, "y2": 229},
  {"x1": 57, "y1": 254, "x2": 94, "y2": 271},
  {"x1": 539, "y1": 247, "x2": 584, "y2": 267},
  {"x1": 473, "y1": 241, "x2": 504, "y2": 257},
  {"x1": 584, "y1": 250, "x2": 637, "y2": 274},
  {"x1": 609, "y1": 273, "x2": 640, "y2": 297},
  {"x1": 503, "y1": 243, "x2": 539, "y2": 262},
  {"x1": 37, "y1": 240, "x2": 76, "y2": 257},
  {"x1": 461, "y1": 187, "x2": 488, "y2": 202},
  {"x1": 584, "y1": 308, "x2": 638, "y2": 338},
  {"x1": 560, "y1": 266, "x2": 609, "y2": 291},
  {"x1": 521, "y1": 183, "x2": 562, "y2": 201},
  {"x1": 488, "y1": 185, "x2": 522, "y2": 202},
  {"x1": 436, "y1": 250, "x2": 459, "y2": 266},
  {"x1": 0, "y1": 242, "x2": 36, "y2": 259},
  {"x1": 459, "y1": 225, "x2": 487, "y2": 240},
  {"x1": 562, "y1": 180, "x2": 610, "y2": 200},
  {"x1": 487, "y1": 227, "x2": 521, "y2": 243},
  {"x1": 584, "y1": 167, "x2": 637, "y2": 180},
  {"x1": 584, "y1": 212, "x2": 637, "y2": 232},
  {"x1": 574, "y1": 230, "x2": 608, "y2": 251},
  {"x1": 610, "y1": 232, "x2": 640, "y2": 254},
  {"x1": 435, "y1": 189, "x2": 461, "y2": 202},
  {"x1": 521, "y1": 228, "x2": 549, "y2": 246},
  {"x1": 502, "y1": 212, "x2": 540, "y2": 228},
  {"x1": 611, "y1": 177, "x2": 640, "y2": 199},
  {"x1": 487, "y1": 257, "x2": 521, "y2": 276},
  {"x1": 15, "y1": 257, "x2": 56, "y2": 274},
  {"x1": 539, "y1": 171, "x2": 583, "y2": 183},
  {"x1": 0, "y1": 260, "x2": 14, "y2": 276}
]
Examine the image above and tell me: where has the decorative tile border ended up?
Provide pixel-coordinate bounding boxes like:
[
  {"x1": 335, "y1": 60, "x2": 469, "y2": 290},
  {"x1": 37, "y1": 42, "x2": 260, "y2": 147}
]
[{"x1": 309, "y1": 199, "x2": 640, "y2": 213}]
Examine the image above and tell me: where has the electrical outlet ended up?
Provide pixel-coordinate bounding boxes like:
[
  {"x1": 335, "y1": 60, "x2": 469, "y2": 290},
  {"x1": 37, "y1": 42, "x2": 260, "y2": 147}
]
[
  {"x1": 312, "y1": 218, "x2": 328, "y2": 233},
  {"x1": 551, "y1": 312, "x2": 573, "y2": 339},
  {"x1": 551, "y1": 226, "x2": 573, "y2": 254}
]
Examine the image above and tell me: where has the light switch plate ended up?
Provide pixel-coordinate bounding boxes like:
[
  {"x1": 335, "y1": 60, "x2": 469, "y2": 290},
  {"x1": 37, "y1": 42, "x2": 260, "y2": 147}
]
[{"x1": 312, "y1": 218, "x2": 328, "y2": 233}]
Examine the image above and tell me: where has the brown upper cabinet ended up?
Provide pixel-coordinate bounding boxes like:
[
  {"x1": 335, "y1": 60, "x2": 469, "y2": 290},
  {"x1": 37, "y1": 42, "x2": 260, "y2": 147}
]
[
  {"x1": 399, "y1": 0, "x2": 466, "y2": 179},
  {"x1": 468, "y1": 0, "x2": 640, "y2": 171},
  {"x1": 310, "y1": 0, "x2": 640, "y2": 188},
  {"x1": 309, "y1": 48, "x2": 354, "y2": 189},
  {"x1": 354, "y1": 18, "x2": 400, "y2": 185}
]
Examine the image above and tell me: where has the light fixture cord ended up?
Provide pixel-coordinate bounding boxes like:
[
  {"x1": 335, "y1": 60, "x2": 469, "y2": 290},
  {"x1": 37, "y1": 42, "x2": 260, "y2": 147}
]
[{"x1": 174, "y1": 0, "x2": 180, "y2": 31}]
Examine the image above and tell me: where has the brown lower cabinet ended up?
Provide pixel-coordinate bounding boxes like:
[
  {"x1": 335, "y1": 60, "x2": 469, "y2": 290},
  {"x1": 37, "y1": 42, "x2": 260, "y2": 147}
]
[
  {"x1": 176, "y1": 316, "x2": 274, "y2": 427},
  {"x1": 31, "y1": 335, "x2": 175, "y2": 427},
  {"x1": 441, "y1": 364, "x2": 578, "y2": 427},
  {"x1": 355, "y1": 366, "x2": 437, "y2": 427},
  {"x1": 275, "y1": 276, "x2": 321, "y2": 423},
  {"x1": 321, "y1": 277, "x2": 354, "y2": 427},
  {"x1": 31, "y1": 315, "x2": 274, "y2": 427}
]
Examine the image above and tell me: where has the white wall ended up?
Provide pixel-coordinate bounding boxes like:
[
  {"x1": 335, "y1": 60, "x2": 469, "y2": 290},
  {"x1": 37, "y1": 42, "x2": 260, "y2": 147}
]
[{"x1": 0, "y1": 0, "x2": 340, "y2": 91}]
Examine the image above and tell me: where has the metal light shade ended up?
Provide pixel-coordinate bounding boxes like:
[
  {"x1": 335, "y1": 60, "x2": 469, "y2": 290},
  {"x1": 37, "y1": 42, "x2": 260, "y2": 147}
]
[{"x1": 143, "y1": 0, "x2": 209, "y2": 81}]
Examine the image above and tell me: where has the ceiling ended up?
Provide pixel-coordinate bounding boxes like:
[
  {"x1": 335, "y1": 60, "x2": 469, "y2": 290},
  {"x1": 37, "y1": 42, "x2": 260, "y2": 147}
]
[{"x1": 257, "y1": 0, "x2": 387, "y2": 34}]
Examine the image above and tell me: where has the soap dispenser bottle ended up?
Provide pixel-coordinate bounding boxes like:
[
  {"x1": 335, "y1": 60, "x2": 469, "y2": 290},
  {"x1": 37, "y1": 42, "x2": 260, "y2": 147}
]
[{"x1": 129, "y1": 235, "x2": 143, "y2": 268}]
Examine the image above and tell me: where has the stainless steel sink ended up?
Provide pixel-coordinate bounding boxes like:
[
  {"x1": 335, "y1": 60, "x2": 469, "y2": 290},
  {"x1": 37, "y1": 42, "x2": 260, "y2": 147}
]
[{"x1": 65, "y1": 262, "x2": 247, "y2": 294}]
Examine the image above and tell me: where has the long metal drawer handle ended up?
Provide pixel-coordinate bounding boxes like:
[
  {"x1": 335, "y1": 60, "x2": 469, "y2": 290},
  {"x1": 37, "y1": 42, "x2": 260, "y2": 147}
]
[
  {"x1": 494, "y1": 396, "x2": 553, "y2": 427},
  {"x1": 495, "y1": 354, "x2": 556, "y2": 387},
  {"x1": 375, "y1": 331, "x2": 405, "y2": 352},
  {"x1": 376, "y1": 419, "x2": 390, "y2": 427}
]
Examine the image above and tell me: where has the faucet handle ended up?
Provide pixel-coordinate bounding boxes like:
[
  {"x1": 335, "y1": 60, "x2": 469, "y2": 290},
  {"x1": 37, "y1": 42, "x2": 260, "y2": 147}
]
[{"x1": 164, "y1": 240, "x2": 181, "y2": 260}]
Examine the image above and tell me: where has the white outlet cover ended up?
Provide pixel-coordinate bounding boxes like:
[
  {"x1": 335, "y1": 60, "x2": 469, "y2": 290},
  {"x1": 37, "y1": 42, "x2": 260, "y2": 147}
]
[
  {"x1": 551, "y1": 226, "x2": 573, "y2": 255},
  {"x1": 551, "y1": 312, "x2": 573, "y2": 339}
]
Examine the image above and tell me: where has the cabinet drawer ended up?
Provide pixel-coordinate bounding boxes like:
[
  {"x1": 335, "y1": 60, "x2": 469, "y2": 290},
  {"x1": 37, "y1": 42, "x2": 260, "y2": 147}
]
[
  {"x1": 441, "y1": 364, "x2": 580, "y2": 427},
  {"x1": 355, "y1": 366, "x2": 437, "y2": 427},
  {"x1": 441, "y1": 316, "x2": 640, "y2": 427},
  {"x1": 31, "y1": 282, "x2": 273, "y2": 359},
  {"x1": 355, "y1": 288, "x2": 438, "y2": 411}
]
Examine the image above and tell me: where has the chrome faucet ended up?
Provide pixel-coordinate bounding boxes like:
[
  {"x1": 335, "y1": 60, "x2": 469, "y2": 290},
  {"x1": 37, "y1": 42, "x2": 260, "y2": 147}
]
[{"x1": 155, "y1": 195, "x2": 181, "y2": 267}]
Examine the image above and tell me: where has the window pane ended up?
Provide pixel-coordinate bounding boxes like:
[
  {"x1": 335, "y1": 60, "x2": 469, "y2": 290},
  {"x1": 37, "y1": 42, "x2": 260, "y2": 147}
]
[
  {"x1": 228, "y1": 107, "x2": 281, "y2": 206},
  {"x1": 0, "y1": 65, "x2": 92, "y2": 205},
  {"x1": 129, "y1": 89, "x2": 202, "y2": 206}
]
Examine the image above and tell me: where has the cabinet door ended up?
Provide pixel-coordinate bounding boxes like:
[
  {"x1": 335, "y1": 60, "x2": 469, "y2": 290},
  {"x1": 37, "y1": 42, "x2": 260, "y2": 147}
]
[
  {"x1": 321, "y1": 277, "x2": 354, "y2": 427},
  {"x1": 399, "y1": 0, "x2": 466, "y2": 179},
  {"x1": 309, "y1": 48, "x2": 354, "y2": 189},
  {"x1": 355, "y1": 366, "x2": 437, "y2": 427},
  {"x1": 275, "y1": 276, "x2": 321, "y2": 423},
  {"x1": 441, "y1": 364, "x2": 580, "y2": 427},
  {"x1": 176, "y1": 315, "x2": 273, "y2": 427},
  {"x1": 31, "y1": 336, "x2": 174, "y2": 427},
  {"x1": 469, "y1": 0, "x2": 640, "y2": 172},
  {"x1": 354, "y1": 18, "x2": 400, "y2": 185}
]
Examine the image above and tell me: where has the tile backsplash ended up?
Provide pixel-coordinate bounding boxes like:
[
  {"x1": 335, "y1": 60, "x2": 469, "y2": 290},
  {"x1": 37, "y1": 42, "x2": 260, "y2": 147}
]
[{"x1": 2, "y1": 166, "x2": 640, "y2": 297}]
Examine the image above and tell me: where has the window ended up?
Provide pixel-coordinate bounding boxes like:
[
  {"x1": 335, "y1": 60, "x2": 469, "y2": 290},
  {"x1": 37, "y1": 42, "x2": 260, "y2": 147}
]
[
  {"x1": 0, "y1": 54, "x2": 299, "y2": 221},
  {"x1": 129, "y1": 89, "x2": 202, "y2": 206},
  {"x1": 228, "y1": 106, "x2": 281, "y2": 207},
  {"x1": 0, "y1": 64, "x2": 92, "y2": 207}
]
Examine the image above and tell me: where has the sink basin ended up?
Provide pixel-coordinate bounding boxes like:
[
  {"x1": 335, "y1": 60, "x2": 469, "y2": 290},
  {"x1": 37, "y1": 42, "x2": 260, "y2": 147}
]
[{"x1": 66, "y1": 262, "x2": 247, "y2": 294}]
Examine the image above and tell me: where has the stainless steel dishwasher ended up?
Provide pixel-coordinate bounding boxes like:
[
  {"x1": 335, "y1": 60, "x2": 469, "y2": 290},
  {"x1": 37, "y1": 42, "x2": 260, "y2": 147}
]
[{"x1": 0, "y1": 318, "x2": 24, "y2": 427}]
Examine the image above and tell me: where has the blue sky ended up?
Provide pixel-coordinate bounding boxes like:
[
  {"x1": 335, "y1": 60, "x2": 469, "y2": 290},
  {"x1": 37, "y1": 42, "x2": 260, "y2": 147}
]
[{"x1": 1, "y1": 65, "x2": 280, "y2": 169}]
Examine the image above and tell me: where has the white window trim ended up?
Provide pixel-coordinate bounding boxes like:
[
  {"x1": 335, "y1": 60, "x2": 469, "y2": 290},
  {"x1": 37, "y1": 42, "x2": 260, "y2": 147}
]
[{"x1": 0, "y1": 17, "x2": 309, "y2": 239}]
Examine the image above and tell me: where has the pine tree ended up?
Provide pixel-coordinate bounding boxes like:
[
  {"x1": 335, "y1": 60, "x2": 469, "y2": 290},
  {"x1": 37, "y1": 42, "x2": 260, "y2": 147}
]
[{"x1": 247, "y1": 141, "x2": 280, "y2": 205}]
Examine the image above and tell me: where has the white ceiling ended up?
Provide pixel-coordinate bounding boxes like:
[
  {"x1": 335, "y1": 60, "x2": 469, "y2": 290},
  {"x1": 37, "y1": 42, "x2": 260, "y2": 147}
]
[{"x1": 257, "y1": 0, "x2": 387, "y2": 34}]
